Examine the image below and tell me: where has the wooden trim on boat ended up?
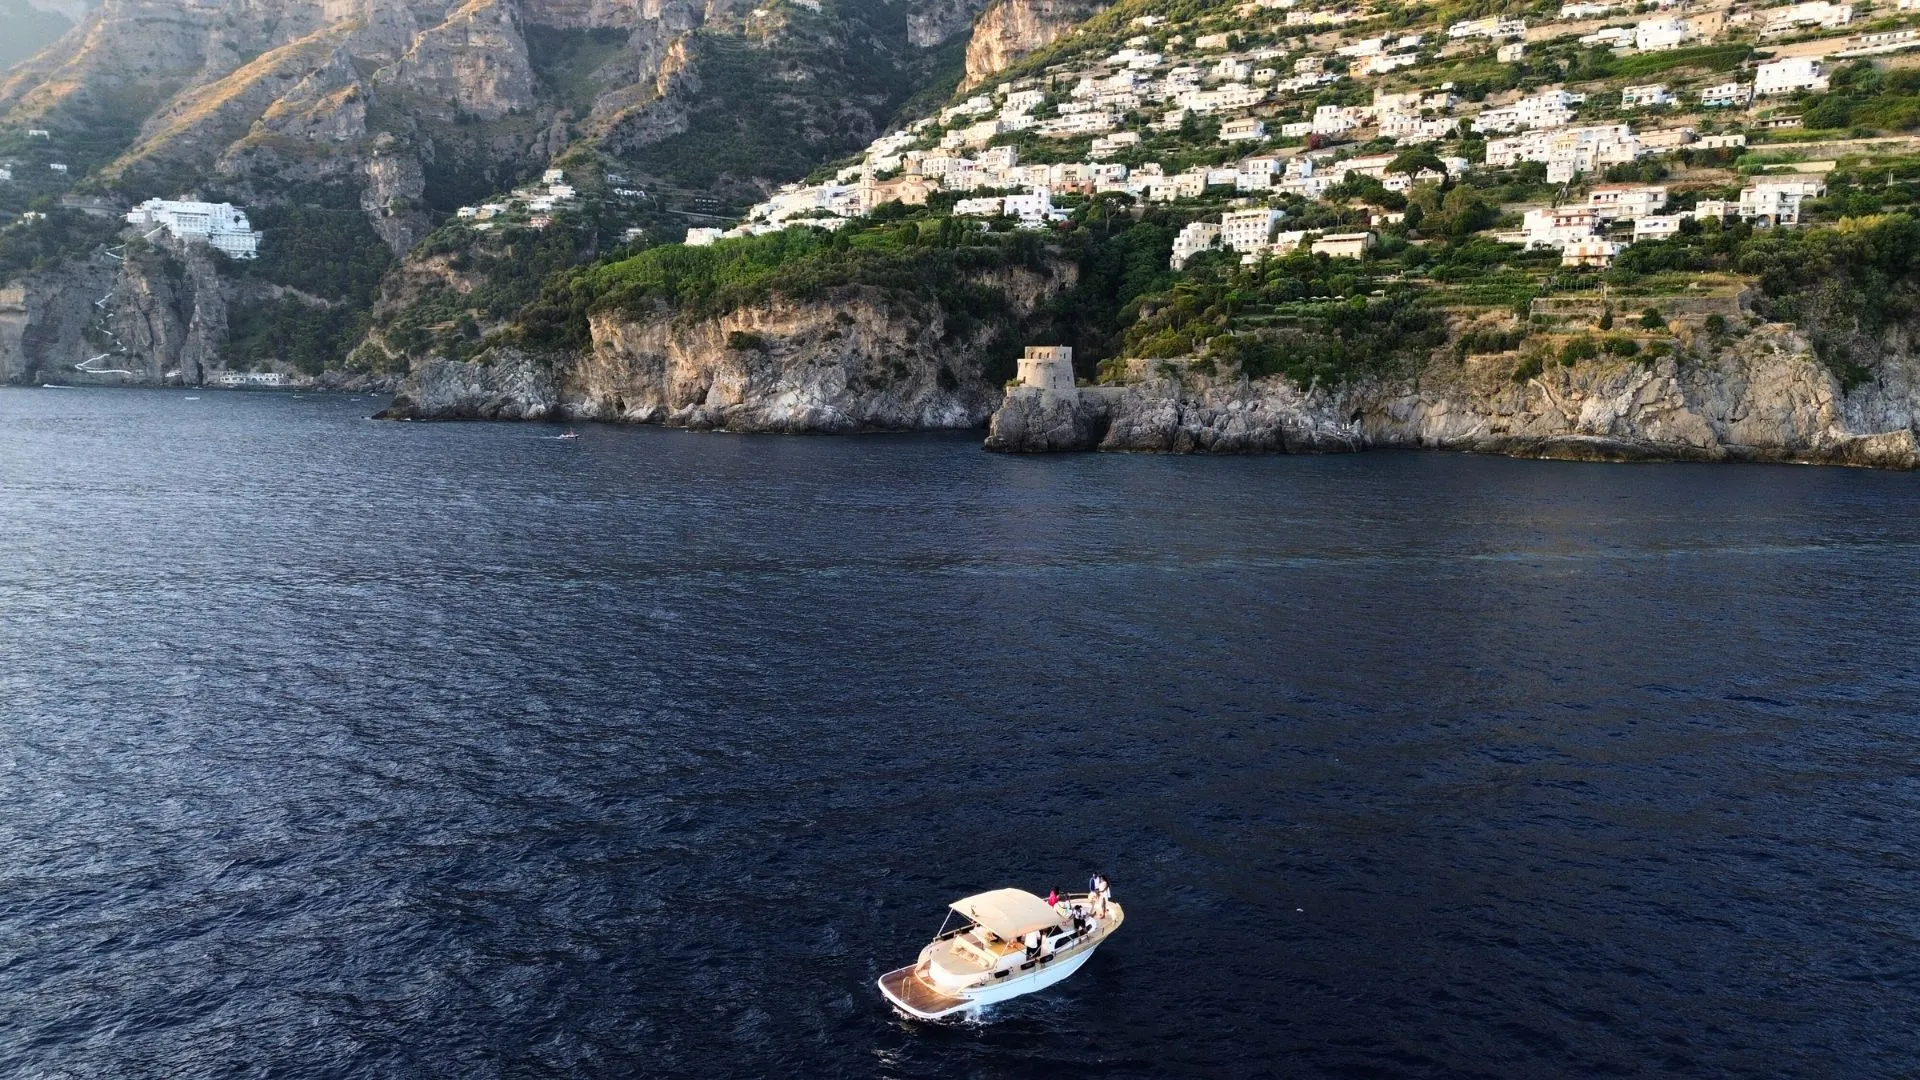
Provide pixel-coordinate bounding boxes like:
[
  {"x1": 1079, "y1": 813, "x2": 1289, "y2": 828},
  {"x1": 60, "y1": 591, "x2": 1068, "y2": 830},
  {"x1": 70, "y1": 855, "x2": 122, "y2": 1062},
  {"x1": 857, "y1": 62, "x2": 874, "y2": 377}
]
[{"x1": 878, "y1": 965, "x2": 968, "y2": 1018}]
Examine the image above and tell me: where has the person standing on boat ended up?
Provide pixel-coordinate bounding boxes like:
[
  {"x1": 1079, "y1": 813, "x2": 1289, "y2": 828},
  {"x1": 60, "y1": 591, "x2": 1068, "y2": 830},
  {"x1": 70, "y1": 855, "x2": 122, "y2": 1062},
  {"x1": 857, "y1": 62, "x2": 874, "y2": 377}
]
[
  {"x1": 1046, "y1": 887, "x2": 1060, "y2": 908},
  {"x1": 1089, "y1": 873, "x2": 1110, "y2": 918},
  {"x1": 1024, "y1": 930, "x2": 1042, "y2": 960}
]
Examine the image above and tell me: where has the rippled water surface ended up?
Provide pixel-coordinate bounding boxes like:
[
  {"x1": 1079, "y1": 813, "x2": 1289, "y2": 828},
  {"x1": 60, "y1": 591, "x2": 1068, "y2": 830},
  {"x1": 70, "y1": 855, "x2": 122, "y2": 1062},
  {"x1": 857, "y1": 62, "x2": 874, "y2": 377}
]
[{"x1": 4, "y1": 387, "x2": 1920, "y2": 1079}]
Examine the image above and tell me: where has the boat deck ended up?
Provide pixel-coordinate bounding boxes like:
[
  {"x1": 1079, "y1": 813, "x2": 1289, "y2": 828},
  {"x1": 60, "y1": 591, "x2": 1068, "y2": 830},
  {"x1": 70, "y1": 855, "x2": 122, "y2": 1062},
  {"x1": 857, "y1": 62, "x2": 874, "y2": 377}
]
[{"x1": 878, "y1": 966, "x2": 968, "y2": 1018}]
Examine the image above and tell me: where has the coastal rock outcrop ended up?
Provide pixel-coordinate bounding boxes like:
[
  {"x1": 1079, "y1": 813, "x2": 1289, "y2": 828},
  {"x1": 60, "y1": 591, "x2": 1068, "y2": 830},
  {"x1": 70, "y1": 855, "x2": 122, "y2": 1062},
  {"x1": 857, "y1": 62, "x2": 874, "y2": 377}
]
[
  {"x1": 382, "y1": 265, "x2": 1072, "y2": 431},
  {"x1": 985, "y1": 326, "x2": 1920, "y2": 469},
  {"x1": 378, "y1": 348, "x2": 561, "y2": 419}
]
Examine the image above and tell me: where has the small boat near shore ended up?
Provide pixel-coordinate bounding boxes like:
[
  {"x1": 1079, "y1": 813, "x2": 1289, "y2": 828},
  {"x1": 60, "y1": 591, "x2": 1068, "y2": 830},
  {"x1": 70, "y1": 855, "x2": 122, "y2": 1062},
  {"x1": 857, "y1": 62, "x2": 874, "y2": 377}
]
[{"x1": 878, "y1": 886, "x2": 1123, "y2": 1020}]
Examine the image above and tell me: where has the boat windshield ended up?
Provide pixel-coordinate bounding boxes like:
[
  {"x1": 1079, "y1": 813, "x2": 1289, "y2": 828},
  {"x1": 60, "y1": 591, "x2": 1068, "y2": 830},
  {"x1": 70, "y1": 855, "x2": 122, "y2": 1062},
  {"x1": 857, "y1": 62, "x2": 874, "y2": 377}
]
[{"x1": 935, "y1": 909, "x2": 977, "y2": 940}]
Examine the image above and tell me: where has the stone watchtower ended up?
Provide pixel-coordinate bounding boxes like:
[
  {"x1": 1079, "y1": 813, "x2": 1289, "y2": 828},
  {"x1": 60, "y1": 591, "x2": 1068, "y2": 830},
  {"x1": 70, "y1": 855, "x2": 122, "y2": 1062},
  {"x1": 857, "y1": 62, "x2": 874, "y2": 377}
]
[{"x1": 1015, "y1": 346, "x2": 1075, "y2": 391}]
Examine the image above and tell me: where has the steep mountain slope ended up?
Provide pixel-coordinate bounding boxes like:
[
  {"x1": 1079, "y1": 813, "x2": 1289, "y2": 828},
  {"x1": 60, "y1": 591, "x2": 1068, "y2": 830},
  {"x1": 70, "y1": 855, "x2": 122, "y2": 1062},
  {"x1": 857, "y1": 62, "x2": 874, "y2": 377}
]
[
  {"x1": 959, "y1": 0, "x2": 1105, "y2": 90},
  {"x1": 0, "y1": 0, "x2": 978, "y2": 385}
]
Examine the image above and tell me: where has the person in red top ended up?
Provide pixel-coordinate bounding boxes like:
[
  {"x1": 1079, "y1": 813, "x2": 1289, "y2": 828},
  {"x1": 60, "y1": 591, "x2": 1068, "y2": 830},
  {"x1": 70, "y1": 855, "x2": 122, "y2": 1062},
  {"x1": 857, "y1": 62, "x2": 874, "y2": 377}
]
[{"x1": 1046, "y1": 887, "x2": 1060, "y2": 907}]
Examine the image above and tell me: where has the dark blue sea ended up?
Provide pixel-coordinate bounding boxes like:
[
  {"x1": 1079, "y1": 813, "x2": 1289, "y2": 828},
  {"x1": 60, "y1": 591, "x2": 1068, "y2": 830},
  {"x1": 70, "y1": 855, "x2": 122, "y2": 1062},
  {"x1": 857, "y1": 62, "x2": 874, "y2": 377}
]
[{"x1": 3, "y1": 387, "x2": 1918, "y2": 1079}]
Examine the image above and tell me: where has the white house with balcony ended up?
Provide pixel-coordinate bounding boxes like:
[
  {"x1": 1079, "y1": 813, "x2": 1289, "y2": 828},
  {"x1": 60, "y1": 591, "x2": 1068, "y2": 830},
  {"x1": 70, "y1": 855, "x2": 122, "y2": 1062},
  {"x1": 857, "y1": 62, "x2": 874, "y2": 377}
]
[
  {"x1": 1621, "y1": 84, "x2": 1675, "y2": 108},
  {"x1": 1634, "y1": 17, "x2": 1694, "y2": 51},
  {"x1": 1221, "y1": 207, "x2": 1285, "y2": 253},
  {"x1": 1588, "y1": 184, "x2": 1667, "y2": 220},
  {"x1": 1762, "y1": 2, "x2": 1851, "y2": 36},
  {"x1": 1522, "y1": 206, "x2": 1602, "y2": 249},
  {"x1": 1700, "y1": 81, "x2": 1753, "y2": 107},
  {"x1": 1170, "y1": 221, "x2": 1222, "y2": 267},
  {"x1": 1755, "y1": 58, "x2": 1828, "y2": 96},
  {"x1": 1221, "y1": 118, "x2": 1268, "y2": 142},
  {"x1": 1472, "y1": 90, "x2": 1585, "y2": 134},
  {"x1": 1739, "y1": 177, "x2": 1825, "y2": 225}
]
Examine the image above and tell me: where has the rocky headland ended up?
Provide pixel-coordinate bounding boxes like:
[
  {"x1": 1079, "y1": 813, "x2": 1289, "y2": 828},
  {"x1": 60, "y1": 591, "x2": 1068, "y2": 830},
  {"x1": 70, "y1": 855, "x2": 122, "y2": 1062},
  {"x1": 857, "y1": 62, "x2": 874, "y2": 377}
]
[
  {"x1": 985, "y1": 319, "x2": 1920, "y2": 469},
  {"x1": 378, "y1": 262, "x2": 1070, "y2": 431}
]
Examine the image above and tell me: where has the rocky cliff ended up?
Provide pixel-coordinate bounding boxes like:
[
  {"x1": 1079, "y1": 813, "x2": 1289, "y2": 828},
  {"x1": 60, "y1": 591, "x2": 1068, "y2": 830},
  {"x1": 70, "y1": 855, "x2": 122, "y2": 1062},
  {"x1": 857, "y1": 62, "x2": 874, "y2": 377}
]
[
  {"x1": 380, "y1": 264, "x2": 1070, "y2": 430},
  {"x1": 985, "y1": 324, "x2": 1920, "y2": 469},
  {"x1": 0, "y1": 230, "x2": 370, "y2": 387},
  {"x1": 960, "y1": 0, "x2": 1106, "y2": 89}
]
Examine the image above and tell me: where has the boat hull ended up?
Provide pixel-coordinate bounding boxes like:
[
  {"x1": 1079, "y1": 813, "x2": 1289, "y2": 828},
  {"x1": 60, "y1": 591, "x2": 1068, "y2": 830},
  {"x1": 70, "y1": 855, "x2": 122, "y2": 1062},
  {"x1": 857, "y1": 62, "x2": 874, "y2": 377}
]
[{"x1": 878, "y1": 901, "x2": 1122, "y2": 1020}]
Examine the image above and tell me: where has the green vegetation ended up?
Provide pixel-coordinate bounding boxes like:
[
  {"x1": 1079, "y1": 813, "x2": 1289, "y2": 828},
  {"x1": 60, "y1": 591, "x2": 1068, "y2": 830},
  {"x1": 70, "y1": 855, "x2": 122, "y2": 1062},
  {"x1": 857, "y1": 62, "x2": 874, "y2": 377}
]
[
  {"x1": 1614, "y1": 212, "x2": 1920, "y2": 386},
  {"x1": 1797, "y1": 61, "x2": 1920, "y2": 134},
  {"x1": 223, "y1": 298, "x2": 367, "y2": 376},
  {"x1": 374, "y1": 213, "x2": 616, "y2": 364},
  {"x1": 228, "y1": 204, "x2": 394, "y2": 304},
  {"x1": 1122, "y1": 248, "x2": 1445, "y2": 389},
  {"x1": 0, "y1": 208, "x2": 120, "y2": 284},
  {"x1": 516, "y1": 217, "x2": 1053, "y2": 354}
]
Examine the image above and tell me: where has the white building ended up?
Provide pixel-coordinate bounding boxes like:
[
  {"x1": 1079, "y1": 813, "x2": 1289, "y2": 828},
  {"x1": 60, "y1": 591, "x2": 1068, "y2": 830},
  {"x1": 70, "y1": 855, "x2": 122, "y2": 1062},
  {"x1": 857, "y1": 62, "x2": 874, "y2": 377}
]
[
  {"x1": 1221, "y1": 118, "x2": 1268, "y2": 142},
  {"x1": 1090, "y1": 132, "x2": 1142, "y2": 157},
  {"x1": 1236, "y1": 158, "x2": 1281, "y2": 191},
  {"x1": 1498, "y1": 42, "x2": 1526, "y2": 63},
  {"x1": 1588, "y1": 184, "x2": 1667, "y2": 220},
  {"x1": 1449, "y1": 16, "x2": 1525, "y2": 39},
  {"x1": 1562, "y1": 239, "x2": 1621, "y2": 267},
  {"x1": 125, "y1": 199, "x2": 263, "y2": 259},
  {"x1": 1313, "y1": 104, "x2": 1364, "y2": 135},
  {"x1": 1170, "y1": 221, "x2": 1222, "y2": 267},
  {"x1": 1634, "y1": 17, "x2": 1694, "y2": 51},
  {"x1": 1755, "y1": 58, "x2": 1828, "y2": 96},
  {"x1": 1522, "y1": 206, "x2": 1602, "y2": 249},
  {"x1": 1214, "y1": 58, "x2": 1252, "y2": 81},
  {"x1": 1002, "y1": 188, "x2": 1058, "y2": 225},
  {"x1": 685, "y1": 227, "x2": 724, "y2": 246},
  {"x1": 214, "y1": 371, "x2": 293, "y2": 387},
  {"x1": 1739, "y1": 177, "x2": 1825, "y2": 225},
  {"x1": 1472, "y1": 90, "x2": 1586, "y2": 134},
  {"x1": 1762, "y1": 1, "x2": 1851, "y2": 36},
  {"x1": 1620, "y1": 84, "x2": 1675, "y2": 109},
  {"x1": 1221, "y1": 208, "x2": 1285, "y2": 252},
  {"x1": 1486, "y1": 123, "x2": 1640, "y2": 182},
  {"x1": 1311, "y1": 231, "x2": 1377, "y2": 259},
  {"x1": 1700, "y1": 82, "x2": 1753, "y2": 107},
  {"x1": 1560, "y1": 1, "x2": 1625, "y2": 17},
  {"x1": 1633, "y1": 214, "x2": 1687, "y2": 240}
]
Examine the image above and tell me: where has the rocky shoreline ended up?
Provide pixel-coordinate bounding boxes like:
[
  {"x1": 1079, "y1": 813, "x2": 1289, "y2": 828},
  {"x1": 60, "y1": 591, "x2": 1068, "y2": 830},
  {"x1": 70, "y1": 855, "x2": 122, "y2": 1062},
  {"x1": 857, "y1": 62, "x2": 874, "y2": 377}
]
[
  {"x1": 371, "y1": 311, "x2": 1920, "y2": 470},
  {"x1": 983, "y1": 324, "x2": 1920, "y2": 470}
]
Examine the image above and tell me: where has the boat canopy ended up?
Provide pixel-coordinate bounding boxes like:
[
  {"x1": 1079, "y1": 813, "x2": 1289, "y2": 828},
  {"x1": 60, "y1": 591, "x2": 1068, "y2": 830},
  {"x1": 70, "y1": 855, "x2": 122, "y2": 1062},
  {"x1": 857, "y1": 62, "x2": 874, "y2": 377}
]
[{"x1": 949, "y1": 888, "x2": 1066, "y2": 940}]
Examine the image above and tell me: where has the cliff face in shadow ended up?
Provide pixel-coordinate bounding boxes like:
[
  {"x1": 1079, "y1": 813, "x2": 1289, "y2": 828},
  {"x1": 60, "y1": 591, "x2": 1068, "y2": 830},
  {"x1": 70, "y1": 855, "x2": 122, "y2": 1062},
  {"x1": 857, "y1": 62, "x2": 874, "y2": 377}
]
[{"x1": 986, "y1": 323, "x2": 1920, "y2": 470}]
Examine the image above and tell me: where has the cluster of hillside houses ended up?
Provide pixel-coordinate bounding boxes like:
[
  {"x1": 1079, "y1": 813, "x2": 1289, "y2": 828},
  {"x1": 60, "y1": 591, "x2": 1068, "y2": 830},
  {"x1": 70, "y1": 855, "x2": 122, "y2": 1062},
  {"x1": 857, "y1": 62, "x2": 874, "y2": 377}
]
[
  {"x1": 1167, "y1": 173, "x2": 1824, "y2": 269},
  {"x1": 453, "y1": 170, "x2": 583, "y2": 231},
  {"x1": 694, "y1": 0, "x2": 1882, "y2": 260}
]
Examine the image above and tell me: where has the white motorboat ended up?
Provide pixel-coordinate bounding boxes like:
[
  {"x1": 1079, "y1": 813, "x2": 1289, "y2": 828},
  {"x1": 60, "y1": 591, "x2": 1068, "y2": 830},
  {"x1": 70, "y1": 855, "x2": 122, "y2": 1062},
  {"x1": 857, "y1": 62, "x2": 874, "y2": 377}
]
[{"x1": 878, "y1": 887, "x2": 1123, "y2": 1020}]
